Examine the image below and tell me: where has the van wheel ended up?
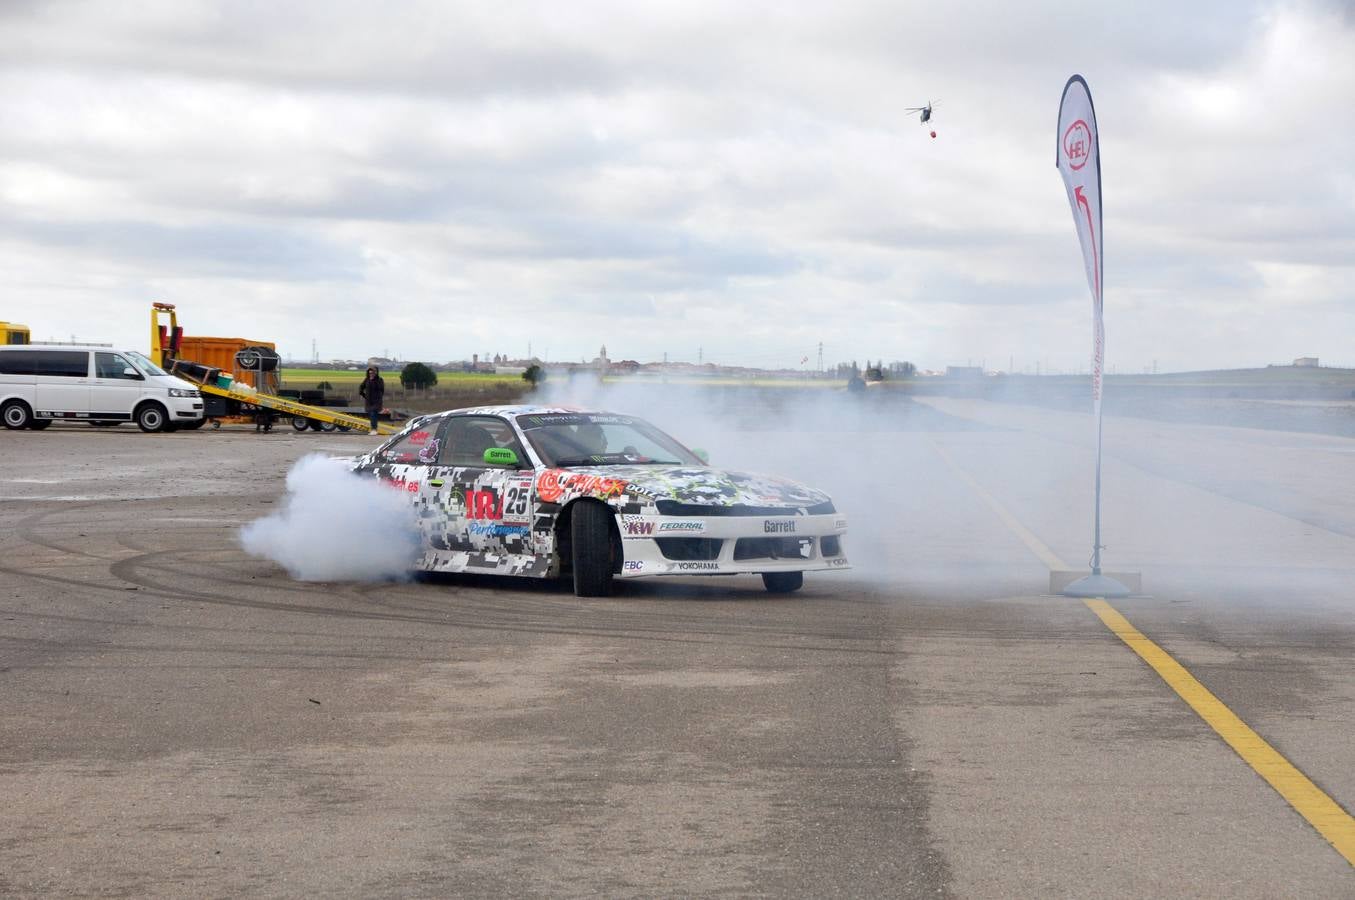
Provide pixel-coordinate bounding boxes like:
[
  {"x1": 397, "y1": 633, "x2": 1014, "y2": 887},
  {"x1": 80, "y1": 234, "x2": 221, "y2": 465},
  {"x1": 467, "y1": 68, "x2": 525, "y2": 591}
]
[
  {"x1": 571, "y1": 502, "x2": 618, "y2": 597},
  {"x1": 2, "y1": 400, "x2": 33, "y2": 430},
  {"x1": 762, "y1": 571, "x2": 804, "y2": 594},
  {"x1": 135, "y1": 403, "x2": 169, "y2": 433}
]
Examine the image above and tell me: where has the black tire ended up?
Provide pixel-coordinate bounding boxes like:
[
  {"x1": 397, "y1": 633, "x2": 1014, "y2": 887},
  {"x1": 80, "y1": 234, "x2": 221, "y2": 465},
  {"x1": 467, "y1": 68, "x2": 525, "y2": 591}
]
[
  {"x1": 291, "y1": 417, "x2": 310, "y2": 432},
  {"x1": 317, "y1": 421, "x2": 337, "y2": 433},
  {"x1": 2, "y1": 400, "x2": 33, "y2": 430},
  {"x1": 29, "y1": 419, "x2": 52, "y2": 430},
  {"x1": 135, "y1": 403, "x2": 169, "y2": 433},
  {"x1": 571, "y1": 502, "x2": 617, "y2": 597},
  {"x1": 762, "y1": 571, "x2": 804, "y2": 594},
  {"x1": 210, "y1": 420, "x2": 221, "y2": 429},
  {"x1": 235, "y1": 349, "x2": 262, "y2": 370}
]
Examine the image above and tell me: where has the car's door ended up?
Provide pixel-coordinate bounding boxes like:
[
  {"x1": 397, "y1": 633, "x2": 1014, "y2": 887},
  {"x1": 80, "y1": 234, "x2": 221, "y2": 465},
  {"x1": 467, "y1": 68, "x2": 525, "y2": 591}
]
[
  {"x1": 425, "y1": 415, "x2": 536, "y2": 566},
  {"x1": 91, "y1": 351, "x2": 145, "y2": 421},
  {"x1": 366, "y1": 424, "x2": 441, "y2": 549}
]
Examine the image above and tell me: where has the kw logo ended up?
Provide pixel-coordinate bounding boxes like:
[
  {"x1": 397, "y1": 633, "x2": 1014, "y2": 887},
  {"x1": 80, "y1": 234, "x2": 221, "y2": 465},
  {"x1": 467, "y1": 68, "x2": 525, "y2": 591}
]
[{"x1": 624, "y1": 520, "x2": 655, "y2": 536}]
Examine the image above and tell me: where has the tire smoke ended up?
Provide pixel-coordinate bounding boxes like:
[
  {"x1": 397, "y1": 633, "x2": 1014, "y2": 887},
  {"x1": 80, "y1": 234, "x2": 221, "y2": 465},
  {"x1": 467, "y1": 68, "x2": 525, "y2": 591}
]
[{"x1": 240, "y1": 453, "x2": 420, "y2": 582}]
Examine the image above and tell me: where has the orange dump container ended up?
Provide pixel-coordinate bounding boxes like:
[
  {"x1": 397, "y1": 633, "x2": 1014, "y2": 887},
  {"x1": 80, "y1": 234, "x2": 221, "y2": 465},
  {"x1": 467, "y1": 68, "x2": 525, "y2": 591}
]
[{"x1": 177, "y1": 336, "x2": 276, "y2": 388}]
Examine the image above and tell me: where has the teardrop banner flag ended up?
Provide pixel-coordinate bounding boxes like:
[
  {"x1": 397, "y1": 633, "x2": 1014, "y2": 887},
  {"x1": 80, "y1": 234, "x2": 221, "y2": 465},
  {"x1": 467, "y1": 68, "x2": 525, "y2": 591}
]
[
  {"x1": 1056, "y1": 74, "x2": 1103, "y2": 416},
  {"x1": 1055, "y1": 74, "x2": 1129, "y2": 597}
]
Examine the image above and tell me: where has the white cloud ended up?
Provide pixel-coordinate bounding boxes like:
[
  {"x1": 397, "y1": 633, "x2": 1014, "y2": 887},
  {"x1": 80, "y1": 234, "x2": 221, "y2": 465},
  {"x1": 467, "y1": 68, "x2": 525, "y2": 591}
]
[{"x1": 1, "y1": 0, "x2": 1351, "y2": 371}]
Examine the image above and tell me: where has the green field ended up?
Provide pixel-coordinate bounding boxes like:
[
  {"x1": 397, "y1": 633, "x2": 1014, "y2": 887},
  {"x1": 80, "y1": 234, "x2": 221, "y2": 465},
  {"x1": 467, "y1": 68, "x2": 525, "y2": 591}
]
[{"x1": 279, "y1": 368, "x2": 524, "y2": 390}]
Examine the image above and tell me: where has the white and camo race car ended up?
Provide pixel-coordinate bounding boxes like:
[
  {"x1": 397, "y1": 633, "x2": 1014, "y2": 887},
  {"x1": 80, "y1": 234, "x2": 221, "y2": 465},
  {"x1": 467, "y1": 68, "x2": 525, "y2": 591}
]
[{"x1": 353, "y1": 405, "x2": 849, "y2": 595}]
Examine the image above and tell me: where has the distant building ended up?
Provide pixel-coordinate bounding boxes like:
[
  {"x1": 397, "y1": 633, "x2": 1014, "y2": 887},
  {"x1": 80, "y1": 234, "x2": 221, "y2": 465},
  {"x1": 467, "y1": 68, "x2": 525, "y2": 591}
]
[
  {"x1": 1293, "y1": 357, "x2": 1319, "y2": 367},
  {"x1": 945, "y1": 366, "x2": 984, "y2": 378}
]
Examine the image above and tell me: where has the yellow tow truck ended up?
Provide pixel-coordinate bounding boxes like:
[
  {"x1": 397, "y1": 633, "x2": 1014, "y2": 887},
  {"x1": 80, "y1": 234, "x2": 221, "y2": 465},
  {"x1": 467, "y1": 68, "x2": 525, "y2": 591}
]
[{"x1": 151, "y1": 303, "x2": 399, "y2": 435}]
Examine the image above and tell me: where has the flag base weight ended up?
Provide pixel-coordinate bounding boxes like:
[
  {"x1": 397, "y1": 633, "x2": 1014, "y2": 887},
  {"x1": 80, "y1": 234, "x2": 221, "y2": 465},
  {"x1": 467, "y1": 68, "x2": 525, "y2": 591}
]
[{"x1": 1059, "y1": 572, "x2": 1133, "y2": 598}]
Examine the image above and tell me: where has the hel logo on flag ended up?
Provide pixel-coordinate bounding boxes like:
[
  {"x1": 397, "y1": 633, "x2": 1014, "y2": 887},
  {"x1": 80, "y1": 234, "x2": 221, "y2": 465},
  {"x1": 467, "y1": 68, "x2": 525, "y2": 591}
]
[{"x1": 1056, "y1": 75, "x2": 1104, "y2": 411}]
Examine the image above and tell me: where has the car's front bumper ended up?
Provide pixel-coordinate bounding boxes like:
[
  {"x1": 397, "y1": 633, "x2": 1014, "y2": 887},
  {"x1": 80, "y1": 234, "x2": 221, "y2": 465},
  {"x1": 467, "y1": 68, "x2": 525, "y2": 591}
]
[{"x1": 615, "y1": 512, "x2": 849, "y2": 577}]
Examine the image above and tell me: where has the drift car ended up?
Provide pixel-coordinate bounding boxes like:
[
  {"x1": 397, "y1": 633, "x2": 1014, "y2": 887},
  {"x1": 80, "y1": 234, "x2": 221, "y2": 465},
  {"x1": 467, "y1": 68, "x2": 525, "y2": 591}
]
[{"x1": 352, "y1": 405, "x2": 849, "y2": 596}]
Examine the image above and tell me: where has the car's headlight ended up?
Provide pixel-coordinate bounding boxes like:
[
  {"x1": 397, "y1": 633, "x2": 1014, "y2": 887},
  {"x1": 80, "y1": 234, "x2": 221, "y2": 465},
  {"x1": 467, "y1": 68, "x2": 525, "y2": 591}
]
[{"x1": 168, "y1": 388, "x2": 200, "y2": 398}]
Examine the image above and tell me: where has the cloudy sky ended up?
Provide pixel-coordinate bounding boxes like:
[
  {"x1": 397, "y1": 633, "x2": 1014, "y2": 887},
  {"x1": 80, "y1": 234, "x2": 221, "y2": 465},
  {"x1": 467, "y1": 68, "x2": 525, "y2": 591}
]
[{"x1": 2, "y1": 0, "x2": 1351, "y2": 373}]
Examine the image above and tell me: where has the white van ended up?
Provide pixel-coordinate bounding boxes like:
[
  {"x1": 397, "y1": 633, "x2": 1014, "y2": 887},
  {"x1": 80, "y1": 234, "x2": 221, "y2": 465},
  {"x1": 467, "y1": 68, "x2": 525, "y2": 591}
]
[{"x1": 0, "y1": 345, "x2": 205, "y2": 432}]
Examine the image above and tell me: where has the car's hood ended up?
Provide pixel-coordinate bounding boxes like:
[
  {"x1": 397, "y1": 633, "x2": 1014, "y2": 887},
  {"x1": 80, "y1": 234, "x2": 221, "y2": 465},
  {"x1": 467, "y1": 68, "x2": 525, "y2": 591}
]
[{"x1": 554, "y1": 465, "x2": 831, "y2": 510}]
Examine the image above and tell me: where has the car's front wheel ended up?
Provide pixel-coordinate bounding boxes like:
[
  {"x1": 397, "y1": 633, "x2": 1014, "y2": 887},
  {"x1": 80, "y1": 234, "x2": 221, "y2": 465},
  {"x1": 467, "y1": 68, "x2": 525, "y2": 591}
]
[
  {"x1": 571, "y1": 501, "x2": 616, "y2": 597},
  {"x1": 135, "y1": 402, "x2": 168, "y2": 433},
  {"x1": 762, "y1": 571, "x2": 803, "y2": 594}
]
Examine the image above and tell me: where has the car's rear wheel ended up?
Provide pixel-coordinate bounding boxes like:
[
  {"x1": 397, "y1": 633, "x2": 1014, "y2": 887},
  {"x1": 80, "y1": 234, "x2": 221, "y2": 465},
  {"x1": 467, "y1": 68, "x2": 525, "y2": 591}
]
[
  {"x1": 762, "y1": 571, "x2": 803, "y2": 594},
  {"x1": 2, "y1": 400, "x2": 33, "y2": 430},
  {"x1": 571, "y1": 501, "x2": 617, "y2": 597},
  {"x1": 291, "y1": 416, "x2": 310, "y2": 431}
]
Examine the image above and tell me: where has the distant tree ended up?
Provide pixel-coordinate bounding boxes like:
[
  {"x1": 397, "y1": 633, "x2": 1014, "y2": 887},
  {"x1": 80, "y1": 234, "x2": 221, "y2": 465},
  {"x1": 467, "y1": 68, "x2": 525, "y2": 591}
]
[
  {"x1": 400, "y1": 362, "x2": 438, "y2": 390},
  {"x1": 895, "y1": 361, "x2": 916, "y2": 377},
  {"x1": 316, "y1": 380, "x2": 334, "y2": 391},
  {"x1": 522, "y1": 364, "x2": 546, "y2": 387}
]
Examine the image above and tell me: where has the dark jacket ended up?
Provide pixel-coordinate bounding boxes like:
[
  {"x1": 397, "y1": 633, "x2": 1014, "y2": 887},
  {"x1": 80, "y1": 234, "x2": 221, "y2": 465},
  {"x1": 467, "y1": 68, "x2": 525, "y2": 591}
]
[{"x1": 359, "y1": 374, "x2": 385, "y2": 410}]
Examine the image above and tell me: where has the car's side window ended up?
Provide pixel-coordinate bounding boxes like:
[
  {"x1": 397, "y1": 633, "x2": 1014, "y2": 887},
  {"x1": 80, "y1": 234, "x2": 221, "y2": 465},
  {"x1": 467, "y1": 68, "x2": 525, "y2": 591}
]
[
  {"x1": 438, "y1": 416, "x2": 528, "y2": 467},
  {"x1": 95, "y1": 352, "x2": 142, "y2": 380},
  {"x1": 376, "y1": 426, "x2": 441, "y2": 465}
]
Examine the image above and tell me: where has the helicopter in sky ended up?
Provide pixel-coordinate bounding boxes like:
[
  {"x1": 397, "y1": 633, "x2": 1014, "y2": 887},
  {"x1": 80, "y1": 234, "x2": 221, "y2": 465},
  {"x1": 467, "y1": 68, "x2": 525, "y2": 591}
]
[{"x1": 905, "y1": 101, "x2": 938, "y2": 138}]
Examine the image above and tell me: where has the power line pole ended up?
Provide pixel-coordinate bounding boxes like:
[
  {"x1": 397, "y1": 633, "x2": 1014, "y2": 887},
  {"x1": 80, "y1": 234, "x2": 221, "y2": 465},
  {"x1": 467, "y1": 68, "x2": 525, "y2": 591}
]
[{"x1": 817, "y1": 342, "x2": 823, "y2": 373}]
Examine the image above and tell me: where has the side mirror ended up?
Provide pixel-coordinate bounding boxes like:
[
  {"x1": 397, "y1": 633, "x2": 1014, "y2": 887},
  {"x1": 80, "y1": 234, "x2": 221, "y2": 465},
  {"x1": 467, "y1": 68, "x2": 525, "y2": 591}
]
[
  {"x1": 123, "y1": 367, "x2": 142, "y2": 379},
  {"x1": 693, "y1": 448, "x2": 710, "y2": 464},
  {"x1": 483, "y1": 447, "x2": 519, "y2": 467}
]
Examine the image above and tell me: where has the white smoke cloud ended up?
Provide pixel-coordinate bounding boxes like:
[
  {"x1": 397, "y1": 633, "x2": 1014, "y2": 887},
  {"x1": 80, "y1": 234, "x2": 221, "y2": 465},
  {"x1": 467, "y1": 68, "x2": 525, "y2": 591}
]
[{"x1": 240, "y1": 453, "x2": 420, "y2": 581}]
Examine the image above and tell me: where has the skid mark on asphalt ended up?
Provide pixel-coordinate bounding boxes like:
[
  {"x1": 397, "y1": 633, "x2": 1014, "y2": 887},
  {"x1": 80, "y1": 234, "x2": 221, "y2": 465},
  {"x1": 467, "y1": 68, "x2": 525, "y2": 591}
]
[{"x1": 929, "y1": 435, "x2": 1355, "y2": 868}]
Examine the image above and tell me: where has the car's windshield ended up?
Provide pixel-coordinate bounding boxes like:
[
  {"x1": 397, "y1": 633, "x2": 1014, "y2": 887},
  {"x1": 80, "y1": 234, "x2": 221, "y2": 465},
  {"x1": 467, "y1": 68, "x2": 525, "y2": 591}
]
[
  {"x1": 124, "y1": 350, "x2": 169, "y2": 377},
  {"x1": 517, "y1": 413, "x2": 704, "y2": 468}
]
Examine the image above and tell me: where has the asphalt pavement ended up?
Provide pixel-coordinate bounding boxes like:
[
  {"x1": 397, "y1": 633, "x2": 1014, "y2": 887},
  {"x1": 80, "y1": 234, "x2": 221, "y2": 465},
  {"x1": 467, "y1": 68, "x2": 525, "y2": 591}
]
[{"x1": 1, "y1": 400, "x2": 1352, "y2": 897}]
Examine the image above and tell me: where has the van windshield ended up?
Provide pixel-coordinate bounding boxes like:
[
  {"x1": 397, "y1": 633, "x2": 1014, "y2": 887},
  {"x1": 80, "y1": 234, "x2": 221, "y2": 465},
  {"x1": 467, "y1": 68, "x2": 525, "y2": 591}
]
[{"x1": 124, "y1": 351, "x2": 169, "y2": 377}]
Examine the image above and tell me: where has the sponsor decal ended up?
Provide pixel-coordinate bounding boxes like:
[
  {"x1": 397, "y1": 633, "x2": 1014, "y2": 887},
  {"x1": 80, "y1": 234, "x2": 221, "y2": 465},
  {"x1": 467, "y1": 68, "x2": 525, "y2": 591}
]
[
  {"x1": 442, "y1": 490, "x2": 466, "y2": 517},
  {"x1": 623, "y1": 520, "x2": 655, "y2": 536},
  {"x1": 519, "y1": 413, "x2": 634, "y2": 429},
  {"x1": 417, "y1": 437, "x2": 441, "y2": 464},
  {"x1": 535, "y1": 469, "x2": 628, "y2": 504},
  {"x1": 469, "y1": 522, "x2": 530, "y2": 537},
  {"x1": 623, "y1": 560, "x2": 644, "y2": 571},
  {"x1": 677, "y1": 561, "x2": 719, "y2": 571},
  {"x1": 409, "y1": 430, "x2": 433, "y2": 444},
  {"x1": 826, "y1": 557, "x2": 849, "y2": 567},
  {"x1": 383, "y1": 476, "x2": 420, "y2": 494},
  {"x1": 657, "y1": 520, "x2": 704, "y2": 534},
  {"x1": 466, "y1": 489, "x2": 501, "y2": 520},
  {"x1": 764, "y1": 520, "x2": 796, "y2": 534}
]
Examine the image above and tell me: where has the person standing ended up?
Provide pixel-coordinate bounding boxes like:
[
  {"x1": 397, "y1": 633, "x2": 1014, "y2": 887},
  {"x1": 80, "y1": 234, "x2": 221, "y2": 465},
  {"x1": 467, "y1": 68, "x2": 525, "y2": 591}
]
[{"x1": 358, "y1": 366, "x2": 385, "y2": 435}]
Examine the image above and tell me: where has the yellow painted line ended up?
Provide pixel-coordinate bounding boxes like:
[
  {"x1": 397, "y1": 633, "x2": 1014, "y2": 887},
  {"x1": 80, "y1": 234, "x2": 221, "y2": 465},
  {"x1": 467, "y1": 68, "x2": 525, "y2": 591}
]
[
  {"x1": 927, "y1": 438, "x2": 1070, "y2": 571},
  {"x1": 1086, "y1": 599, "x2": 1355, "y2": 867}
]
